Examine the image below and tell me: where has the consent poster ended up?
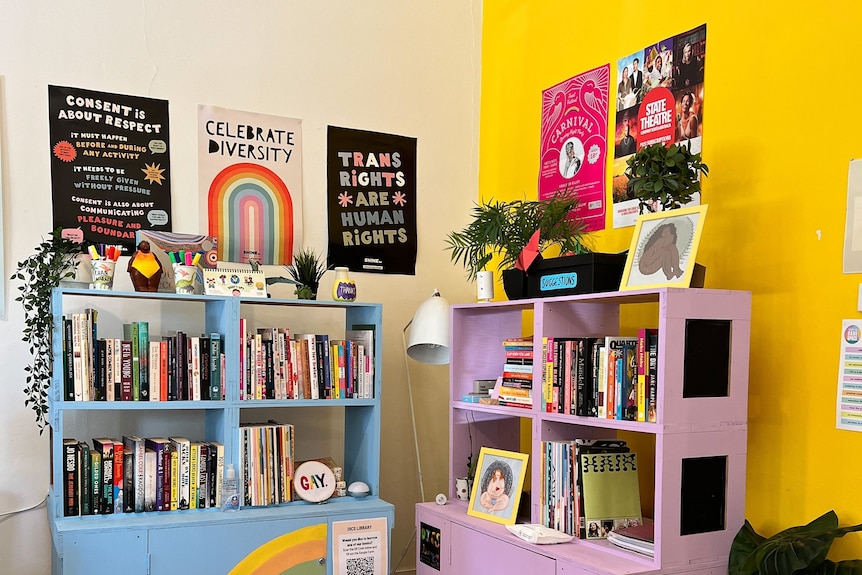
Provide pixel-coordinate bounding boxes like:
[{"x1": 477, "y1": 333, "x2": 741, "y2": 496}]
[
  {"x1": 538, "y1": 64, "x2": 610, "y2": 232},
  {"x1": 327, "y1": 126, "x2": 417, "y2": 275},
  {"x1": 611, "y1": 24, "x2": 707, "y2": 228},
  {"x1": 49, "y1": 85, "x2": 172, "y2": 252},
  {"x1": 199, "y1": 105, "x2": 302, "y2": 265}
]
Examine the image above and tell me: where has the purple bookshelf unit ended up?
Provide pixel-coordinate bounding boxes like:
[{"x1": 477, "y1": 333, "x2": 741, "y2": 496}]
[{"x1": 416, "y1": 287, "x2": 751, "y2": 575}]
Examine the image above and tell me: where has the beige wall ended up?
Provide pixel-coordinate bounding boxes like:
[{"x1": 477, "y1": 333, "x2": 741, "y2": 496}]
[{"x1": 0, "y1": 2, "x2": 480, "y2": 573}]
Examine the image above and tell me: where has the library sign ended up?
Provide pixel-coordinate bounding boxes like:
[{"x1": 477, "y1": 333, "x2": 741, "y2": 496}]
[
  {"x1": 49, "y1": 85, "x2": 172, "y2": 253},
  {"x1": 326, "y1": 126, "x2": 417, "y2": 275}
]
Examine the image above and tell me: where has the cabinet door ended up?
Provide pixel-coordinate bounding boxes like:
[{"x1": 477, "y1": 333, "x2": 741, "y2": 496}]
[
  {"x1": 149, "y1": 519, "x2": 326, "y2": 575},
  {"x1": 59, "y1": 528, "x2": 148, "y2": 575},
  {"x1": 450, "y1": 523, "x2": 555, "y2": 575}
]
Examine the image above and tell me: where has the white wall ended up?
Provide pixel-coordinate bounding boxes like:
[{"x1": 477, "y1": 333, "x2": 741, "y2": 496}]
[{"x1": 0, "y1": 2, "x2": 480, "y2": 572}]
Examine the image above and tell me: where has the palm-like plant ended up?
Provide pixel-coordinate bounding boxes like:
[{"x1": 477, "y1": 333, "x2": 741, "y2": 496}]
[
  {"x1": 445, "y1": 193, "x2": 591, "y2": 282},
  {"x1": 286, "y1": 249, "x2": 327, "y2": 299}
]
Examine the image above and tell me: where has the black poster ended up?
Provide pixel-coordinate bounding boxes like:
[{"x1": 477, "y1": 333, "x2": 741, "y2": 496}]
[
  {"x1": 49, "y1": 85, "x2": 172, "y2": 253},
  {"x1": 326, "y1": 125, "x2": 417, "y2": 275},
  {"x1": 419, "y1": 522, "x2": 441, "y2": 570}
]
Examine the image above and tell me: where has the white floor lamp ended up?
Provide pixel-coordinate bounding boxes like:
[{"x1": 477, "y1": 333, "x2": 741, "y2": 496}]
[
  {"x1": 392, "y1": 289, "x2": 450, "y2": 575},
  {"x1": 402, "y1": 288, "x2": 450, "y2": 504}
]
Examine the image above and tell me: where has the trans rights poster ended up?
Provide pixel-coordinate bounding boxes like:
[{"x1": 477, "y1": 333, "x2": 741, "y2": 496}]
[
  {"x1": 199, "y1": 105, "x2": 303, "y2": 265},
  {"x1": 538, "y1": 64, "x2": 610, "y2": 232},
  {"x1": 611, "y1": 24, "x2": 707, "y2": 228},
  {"x1": 49, "y1": 85, "x2": 172, "y2": 253},
  {"x1": 327, "y1": 126, "x2": 417, "y2": 275}
]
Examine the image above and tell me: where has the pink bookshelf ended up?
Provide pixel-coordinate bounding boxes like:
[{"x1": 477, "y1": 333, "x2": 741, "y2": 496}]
[{"x1": 417, "y1": 288, "x2": 751, "y2": 575}]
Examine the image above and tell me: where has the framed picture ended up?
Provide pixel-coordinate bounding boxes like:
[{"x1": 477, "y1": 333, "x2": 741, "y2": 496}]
[
  {"x1": 467, "y1": 447, "x2": 529, "y2": 525},
  {"x1": 620, "y1": 204, "x2": 708, "y2": 290}
]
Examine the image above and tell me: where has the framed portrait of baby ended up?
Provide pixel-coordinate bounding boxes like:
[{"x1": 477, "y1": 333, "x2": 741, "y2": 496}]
[
  {"x1": 466, "y1": 447, "x2": 529, "y2": 525},
  {"x1": 620, "y1": 204, "x2": 708, "y2": 291}
]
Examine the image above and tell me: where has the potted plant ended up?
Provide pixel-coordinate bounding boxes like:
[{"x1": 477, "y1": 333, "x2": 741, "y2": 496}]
[
  {"x1": 11, "y1": 228, "x2": 83, "y2": 432},
  {"x1": 729, "y1": 510, "x2": 862, "y2": 575},
  {"x1": 286, "y1": 248, "x2": 327, "y2": 300},
  {"x1": 445, "y1": 193, "x2": 591, "y2": 298},
  {"x1": 624, "y1": 142, "x2": 709, "y2": 214}
]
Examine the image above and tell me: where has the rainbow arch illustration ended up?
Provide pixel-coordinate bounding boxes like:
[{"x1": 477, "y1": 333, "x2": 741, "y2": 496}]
[
  {"x1": 208, "y1": 162, "x2": 294, "y2": 264},
  {"x1": 228, "y1": 523, "x2": 326, "y2": 575}
]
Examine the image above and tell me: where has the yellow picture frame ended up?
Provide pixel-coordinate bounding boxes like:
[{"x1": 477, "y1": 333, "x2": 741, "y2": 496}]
[
  {"x1": 620, "y1": 204, "x2": 708, "y2": 291},
  {"x1": 466, "y1": 447, "x2": 529, "y2": 525}
]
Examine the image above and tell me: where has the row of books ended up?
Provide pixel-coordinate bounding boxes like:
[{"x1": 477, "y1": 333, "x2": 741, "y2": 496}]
[
  {"x1": 62, "y1": 435, "x2": 225, "y2": 517},
  {"x1": 498, "y1": 337, "x2": 534, "y2": 409},
  {"x1": 240, "y1": 320, "x2": 375, "y2": 401},
  {"x1": 542, "y1": 328, "x2": 659, "y2": 422},
  {"x1": 61, "y1": 311, "x2": 225, "y2": 402},
  {"x1": 540, "y1": 438, "x2": 642, "y2": 540},
  {"x1": 239, "y1": 421, "x2": 294, "y2": 507}
]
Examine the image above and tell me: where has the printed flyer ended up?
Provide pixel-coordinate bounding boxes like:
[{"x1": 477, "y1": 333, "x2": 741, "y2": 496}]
[
  {"x1": 49, "y1": 85, "x2": 172, "y2": 253},
  {"x1": 611, "y1": 24, "x2": 707, "y2": 228},
  {"x1": 538, "y1": 64, "x2": 610, "y2": 232},
  {"x1": 837, "y1": 320, "x2": 862, "y2": 432},
  {"x1": 327, "y1": 126, "x2": 417, "y2": 275},
  {"x1": 199, "y1": 105, "x2": 303, "y2": 265}
]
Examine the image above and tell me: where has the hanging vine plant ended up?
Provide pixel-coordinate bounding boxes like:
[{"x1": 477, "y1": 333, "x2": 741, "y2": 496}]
[{"x1": 12, "y1": 228, "x2": 82, "y2": 433}]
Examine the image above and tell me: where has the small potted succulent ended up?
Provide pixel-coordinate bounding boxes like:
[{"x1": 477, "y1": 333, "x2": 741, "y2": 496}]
[
  {"x1": 624, "y1": 142, "x2": 709, "y2": 214},
  {"x1": 286, "y1": 248, "x2": 328, "y2": 300}
]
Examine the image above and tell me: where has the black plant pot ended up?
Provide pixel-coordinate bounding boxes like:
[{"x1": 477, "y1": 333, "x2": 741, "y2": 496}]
[{"x1": 501, "y1": 269, "x2": 529, "y2": 300}]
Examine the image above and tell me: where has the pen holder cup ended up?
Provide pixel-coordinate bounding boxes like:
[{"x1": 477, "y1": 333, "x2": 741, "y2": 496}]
[
  {"x1": 173, "y1": 264, "x2": 202, "y2": 295},
  {"x1": 90, "y1": 259, "x2": 116, "y2": 290}
]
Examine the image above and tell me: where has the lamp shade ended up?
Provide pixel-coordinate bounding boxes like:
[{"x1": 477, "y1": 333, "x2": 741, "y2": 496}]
[{"x1": 406, "y1": 289, "x2": 450, "y2": 364}]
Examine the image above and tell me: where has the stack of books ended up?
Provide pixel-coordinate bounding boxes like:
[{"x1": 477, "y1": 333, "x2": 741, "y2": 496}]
[
  {"x1": 499, "y1": 336, "x2": 533, "y2": 408},
  {"x1": 607, "y1": 518, "x2": 654, "y2": 557}
]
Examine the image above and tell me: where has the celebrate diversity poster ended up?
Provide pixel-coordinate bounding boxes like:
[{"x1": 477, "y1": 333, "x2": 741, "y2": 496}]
[
  {"x1": 198, "y1": 105, "x2": 303, "y2": 265},
  {"x1": 611, "y1": 24, "x2": 707, "y2": 228},
  {"x1": 538, "y1": 64, "x2": 610, "y2": 232},
  {"x1": 326, "y1": 126, "x2": 417, "y2": 275},
  {"x1": 49, "y1": 85, "x2": 172, "y2": 253}
]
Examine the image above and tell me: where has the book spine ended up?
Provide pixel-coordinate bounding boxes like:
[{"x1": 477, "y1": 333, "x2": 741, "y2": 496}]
[
  {"x1": 144, "y1": 449, "x2": 156, "y2": 511},
  {"x1": 120, "y1": 341, "x2": 133, "y2": 401},
  {"x1": 170, "y1": 448, "x2": 179, "y2": 511},
  {"x1": 79, "y1": 441, "x2": 91, "y2": 515},
  {"x1": 210, "y1": 334, "x2": 222, "y2": 401},
  {"x1": 161, "y1": 445, "x2": 173, "y2": 511},
  {"x1": 138, "y1": 322, "x2": 149, "y2": 401},
  {"x1": 123, "y1": 448, "x2": 134, "y2": 512},
  {"x1": 72, "y1": 313, "x2": 83, "y2": 401},
  {"x1": 90, "y1": 449, "x2": 101, "y2": 515},
  {"x1": 97, "y1": 339, "x2": 107, "y2": 401},
  {"x1": 64, "y1": 440, "x2": 79, "y2": 516},
  {"x1": 105, "y1": 338, "x2": 114, "y2": 402},
  {"x1": 112, "y1": 440, "x2": 123, "y2": 513},
  {"x1": 636, "y1": 329, "x2": 647, "y2": 422},
  {"x1": 176, "y1": 331, "x2": 187, "y2": 401},
  {"x1": 149, "y1": 341, "x2": 161, "y2": 402},
  {"x1": 647, "y1": 329, "x2": 659, "y2": 423},
  {"x1": 134, "y1": 439, "x2": 145, "y2": 512},
  {"x1": 159, "y1": 340, "x2": 168, "y2": 401},
  {"x1": 112, "y1": 339, "x2": 122, "y2": 400},
  {"x1": 122, "y1": 323, "x2": 139, "y2": 400},
  {"x1": 190, "y1": 336, "x2": 201, "y2": 402},
  {"x1": 198, "y1": 443, "x2": 209, "y2": 509},
  {"x1": 64, "y1": 317, "x2": 75, "y2": 401}
]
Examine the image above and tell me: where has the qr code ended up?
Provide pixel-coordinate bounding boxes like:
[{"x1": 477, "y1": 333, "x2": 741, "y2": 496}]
[{"x1": 346, "y1": 556, "x2": 374, "y2": 575}]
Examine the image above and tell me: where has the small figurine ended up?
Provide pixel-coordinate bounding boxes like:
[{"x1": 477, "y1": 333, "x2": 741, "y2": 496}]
[{"x1": 127, "y1": 240, "x2": 163, "y2": 292}]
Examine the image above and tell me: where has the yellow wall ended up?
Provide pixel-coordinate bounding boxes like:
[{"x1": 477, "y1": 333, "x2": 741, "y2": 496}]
[{"x1": 480, "y1": 0, "x2": 862, "y2": 558}]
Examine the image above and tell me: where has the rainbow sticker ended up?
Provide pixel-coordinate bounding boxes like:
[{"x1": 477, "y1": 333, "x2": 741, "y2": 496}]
[{"x1": 208, "y1": 162, "x2": 294, "y2": 264}]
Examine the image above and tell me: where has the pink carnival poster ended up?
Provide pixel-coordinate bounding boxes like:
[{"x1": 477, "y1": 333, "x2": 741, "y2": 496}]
[{"x1": 538, "y1": 64, "x2": 610, "y2": 232}]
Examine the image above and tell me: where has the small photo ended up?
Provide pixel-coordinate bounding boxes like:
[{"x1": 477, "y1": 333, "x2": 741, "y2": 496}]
[{"x1": 558, "y1": 137, "x2": 585, "y2": 179}]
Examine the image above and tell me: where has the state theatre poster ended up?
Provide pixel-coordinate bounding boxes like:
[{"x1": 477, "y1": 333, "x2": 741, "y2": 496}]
[
  {"x1": 49, "y1": 85, "x2": 172, "y2": 253},
  {"x1": 327, "y1": 126, "x2": 417, "y2": 275},
  {"x1": 199, "y1": 105, "x2": 303, "y2": 265},
  {"x1": 611, "y1": 24, "x2": 707, "y2": 228},
  {"x1": 538, "y1": 64, "x2": 610, "y2": 232}
]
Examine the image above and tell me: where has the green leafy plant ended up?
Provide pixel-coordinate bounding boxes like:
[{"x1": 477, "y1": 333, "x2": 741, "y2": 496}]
[
  {"x1": 11, "y1": 228, "x2": 82, "y2": 433},
  {"x1": 729, "y1": 510, "x2": 862, "y2": 575},
  {"x1": 286, "y1": 248, "x2": 327, "y2": 299},
  {"x1": 624, "y1": 142, "x2": 709, "y2": 214},
  {"x1": 445, "y1": 192, "x2": 591, "y2": 281}
]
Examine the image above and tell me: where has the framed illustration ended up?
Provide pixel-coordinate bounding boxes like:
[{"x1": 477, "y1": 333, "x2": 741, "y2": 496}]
[
  {"x1": 620, "y1": 204, "x2": 708, "y2": 290},
  {"x1": 467, "y1": 447, "x2": 529, "y2": 525}
]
